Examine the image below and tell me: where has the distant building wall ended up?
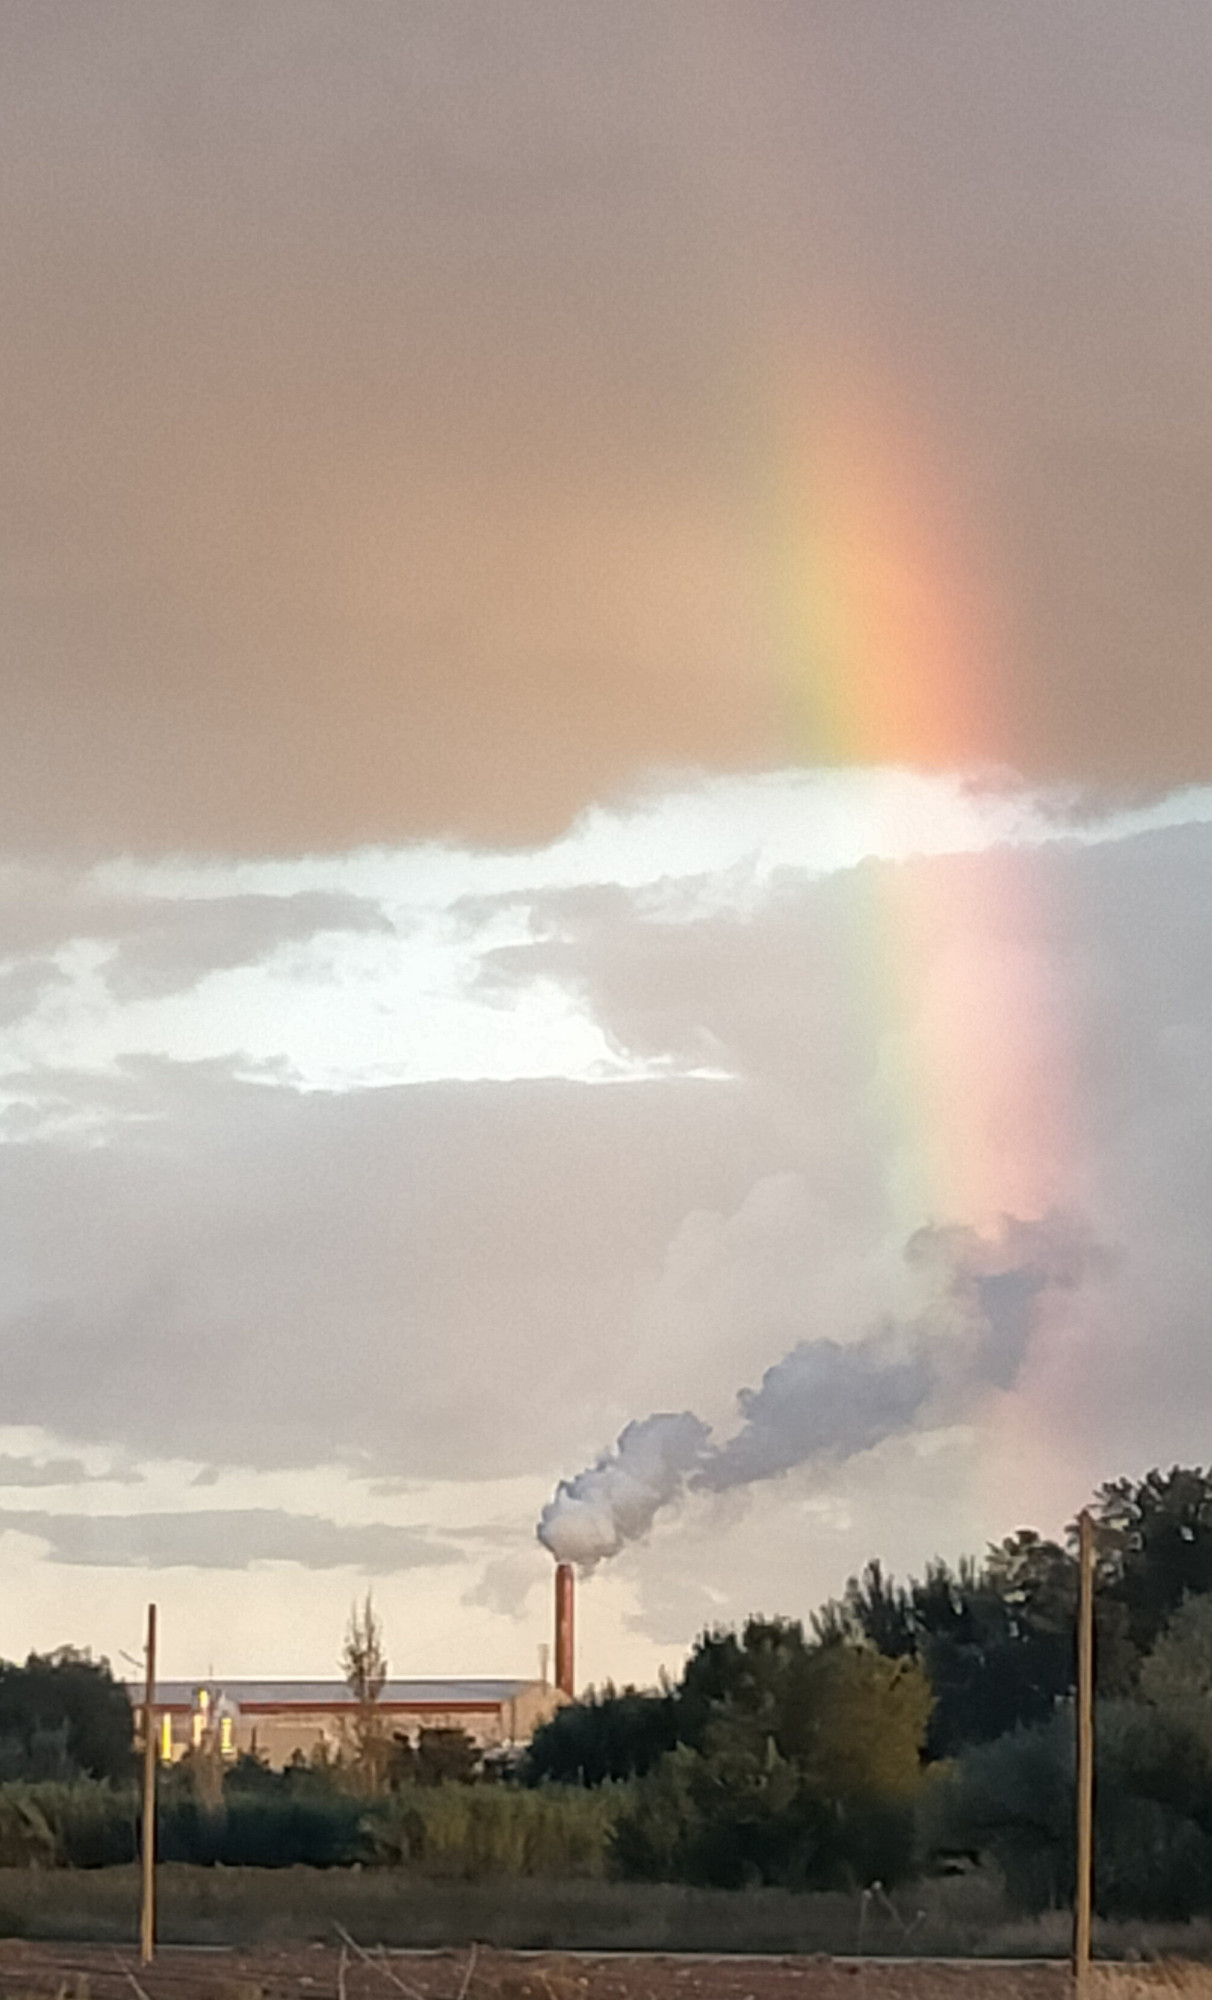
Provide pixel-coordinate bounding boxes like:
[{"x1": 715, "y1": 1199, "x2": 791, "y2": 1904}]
[{"x1": 146, "y1": 1679, "x2": 564, "y2": 1770}]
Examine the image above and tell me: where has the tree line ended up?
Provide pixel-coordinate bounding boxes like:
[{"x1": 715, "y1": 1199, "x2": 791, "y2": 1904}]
[
  {"x1": 527, "y1": 1465, "x2": 1212, "y2": 1906},
  {"x1": 11, "y1": 1467, "x2": 1212, "y2": 1911}
]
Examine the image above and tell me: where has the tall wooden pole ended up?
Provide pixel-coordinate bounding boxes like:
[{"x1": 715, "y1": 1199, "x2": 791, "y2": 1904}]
[
  {"x1": 1073, "y1": 1510, "x2": 1095, "y2": 1997},
  {"x1": 140, "y1": 1603, "x2": 157, "y2": 1967}
]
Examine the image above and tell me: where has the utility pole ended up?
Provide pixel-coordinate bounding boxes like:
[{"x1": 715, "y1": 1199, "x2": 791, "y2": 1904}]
[
  {"x1": 140, "y1": 1603, "x2": 158, "y2": 1967},
  {"x1": 1073, "y1": 1510, "x2": 1095, "y2": 1998}
]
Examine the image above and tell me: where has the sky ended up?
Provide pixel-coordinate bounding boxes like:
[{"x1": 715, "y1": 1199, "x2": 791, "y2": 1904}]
[{"x1": 2, "y1": 1, "x2": 1212, "y2": 1690}]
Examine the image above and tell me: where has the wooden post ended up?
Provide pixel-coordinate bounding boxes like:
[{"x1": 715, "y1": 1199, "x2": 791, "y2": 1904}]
[
  {"x1": 1073, "y1": 1510, "x2": 1095, "y2": 1997},
  {"x1": 140, "y1": 1602, "x2": 157, "y2": 1966}
]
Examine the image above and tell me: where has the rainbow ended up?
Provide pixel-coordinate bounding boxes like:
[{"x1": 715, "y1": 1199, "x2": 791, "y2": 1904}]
[{"x1": 765, "y1": 368, "x2": 1076, "y2": 1231}]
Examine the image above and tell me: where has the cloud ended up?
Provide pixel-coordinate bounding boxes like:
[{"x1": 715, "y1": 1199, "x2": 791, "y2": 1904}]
[
  {"x1": 0, "y1": 958, "x2": 69, "y2": 1027},
  {"x1": 0, "y1": 819, "x2": 1208, "y2": 1646},
  {"x1": 0, "y1": 878, "x2": 391, "y2": 1007},
  {"x1": 98, "y1": 892, "x2": 393, "y2": 1001},
  {"x1": 0, "y1": 1508, "x2": 457, "y2": 1572},
  {"x1": 1, "y1": 9, "x2": 1212, "y2": 856},
  {"x1": 0, "y1": 1454, "x2": 140, "y2": 1490},
  {"x1": 0, "y1": 1059, "x2": 795, "y2": 1480},
  {"x1": 463, "y1": 1549, "x2": 549, "y2": 1620},
  {"x1": 538, "y1": 1212, "x2": 1094, "y2": 1559}
]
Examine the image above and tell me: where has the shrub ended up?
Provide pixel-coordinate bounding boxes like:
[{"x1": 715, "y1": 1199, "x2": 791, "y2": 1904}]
[
  {"x1": 366, "y1": 1782, "x2": 617, "y2": 1878},
  {"x1": 926, "y1": 1699, "x2": 1212, "y2": 1919}
]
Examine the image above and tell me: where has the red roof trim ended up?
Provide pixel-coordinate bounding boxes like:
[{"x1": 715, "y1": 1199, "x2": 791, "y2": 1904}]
[{"x1": 157, "y1": 1699, "x2": 511, "y2": 1716}]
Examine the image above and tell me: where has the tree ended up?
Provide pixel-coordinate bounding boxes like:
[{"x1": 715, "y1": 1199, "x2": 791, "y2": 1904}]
[
  {"x1": 928, "y1": 1699, "x2": 1212, "y2": 1922},
  {"x1": 1093, "y1": 1467, "x2": 1212, "y2": 1660},
  {"x1": 527, "y1": 1683, "x2": 677, "y2": 1785},
  {"x1": 0, "y1": 1649, "x2": 133, "y2": 1781},
  {"x1": 608, "y1": 1615, "x2": 931, "y2": 1890},
  {"x1": 342, "y1": 1593, "x2": 388, "y2": 1793},
  {"x1": 818, "y1": 1541, "x2": 1082, "y2": 1756},
  {"x1": 414, "y1": 1726, "x2": 479, "y2": 1785},
  {"x1": 1141, "y1": 1592, "x2": 1212, "y2": 1709}
]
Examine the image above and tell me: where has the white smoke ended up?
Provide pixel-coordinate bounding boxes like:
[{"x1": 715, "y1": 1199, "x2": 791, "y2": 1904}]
[
  {"x1": 537, "y1": 1411, "x2": 712, "y2": 1569},
  {"x1": 537, "y1": 1212, "x2": 1095, "y2": 1567}
]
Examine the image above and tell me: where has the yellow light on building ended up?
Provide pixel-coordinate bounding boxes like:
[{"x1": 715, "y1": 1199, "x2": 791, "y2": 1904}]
[{"x1": 160, "y1": 1713, "x2": 173, "y2": 1762}]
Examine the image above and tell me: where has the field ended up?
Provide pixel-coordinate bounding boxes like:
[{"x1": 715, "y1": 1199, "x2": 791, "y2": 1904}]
[
  {"x1": 3, "y1": 1870, "x2": 1212, "y2": 1973},
  {"x1": 0, "y1": 1941, "x2": 1209, "y2": 2000}
]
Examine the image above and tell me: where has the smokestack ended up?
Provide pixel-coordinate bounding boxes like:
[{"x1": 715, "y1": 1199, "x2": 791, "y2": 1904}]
[{"x1": 554, "y1": 1562, "x2": 575, "y2": 1699}]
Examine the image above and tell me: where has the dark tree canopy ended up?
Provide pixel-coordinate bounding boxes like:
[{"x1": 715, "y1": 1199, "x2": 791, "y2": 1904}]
[
  {"x1": 0, "y1": 1648, "x2": 133, "y2": 1782},
  {"x1": 527, "y1": 1684, "x2": 678, "y2": 1786},
  {"x1": 1093, "y1": 1467, "x2": 1212, "y2": 1658},
  {"x1": 529, "y1": 1615, "x2": 931, "y2": 1890},
  {"x1": 535, "y1": 1470, "x2": 1212, "y2": 1813}
]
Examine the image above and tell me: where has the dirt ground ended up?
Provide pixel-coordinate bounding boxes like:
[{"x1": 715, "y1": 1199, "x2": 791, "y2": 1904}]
[{"x1": 0, "y1": 1939, "x2": 1167, "y2": 2000}]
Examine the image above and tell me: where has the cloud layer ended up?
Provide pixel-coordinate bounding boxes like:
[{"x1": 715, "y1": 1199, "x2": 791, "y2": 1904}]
[
  {"x1": 0, "y1": 1507, "x2": 455, "y2": 1572},
  {"x1": 0, "y1": 804, "x2": 1208, "y2": 1674}
]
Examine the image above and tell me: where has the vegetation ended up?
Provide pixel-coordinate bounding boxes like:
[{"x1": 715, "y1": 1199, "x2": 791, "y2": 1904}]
[
  {"x1": 0, "y1": 1649, "x2": 133, "y2": 1782},
  {"x1": 603, "y1": 1619, "x2": 932, "y2": 1889},
  {"x1": 0, "y1": 1857, "x2": 1111, "y2": 1951},
  {"x1": 342, "y1": 1590, "x2": 390, "y2": 1792},
  {"x1": 0, "y1": 1766, "x2": 615, "y2": 1874},
  {"x1": 369, "y1": 1781, "x2": 616, "y2": 1877},
  {"x1": 527, "y1": 1465, "x2": 1212, "y2": 1913},
  {"x1": 10, "y1": 1463, "x2": 1212, "y2": 1924}
]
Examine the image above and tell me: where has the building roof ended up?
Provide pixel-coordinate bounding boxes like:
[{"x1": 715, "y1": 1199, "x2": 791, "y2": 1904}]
[{"x1": 136, "y1": 1678, "x2": 542, "y2": 1711}]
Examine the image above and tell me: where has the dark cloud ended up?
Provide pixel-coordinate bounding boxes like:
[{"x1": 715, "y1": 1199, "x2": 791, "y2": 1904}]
[
  {"x1": 0, "y1": 1507, "x2": 456, "y2": 1572},
  {"x1": 0, "y1": 5, "x2": 1211, "y2": 857},
  {"x1": 0, "y1": 881, "x2": 391, "y2": 1007},
  {"x1": 0, "y1": 1454, "x2": 140, "y2": 1489},
  {"x1": 0, "y1": 958, "x2": 69, "y2": 1027},
  {"x1": 98, "y1": 891, "x2": 392, "y2": 1000}
]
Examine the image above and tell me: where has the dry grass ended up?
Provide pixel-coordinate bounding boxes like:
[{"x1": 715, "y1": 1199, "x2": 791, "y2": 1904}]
[
  {"x1": 1094, "y1": 1971, "x2": 1212, "y2": 1996},
  {"x1": 0, "y1": 1866, "x2": 1211, "y2": 1968}
]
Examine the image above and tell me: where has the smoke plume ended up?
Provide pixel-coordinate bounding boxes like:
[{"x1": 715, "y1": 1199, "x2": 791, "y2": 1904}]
[
  {"x1": 537, "y1": 1412, "x2": 712, "y2": 1569},
  {"x1": 537, "y1": 1212, "x2": 1095, "y2": 1567}
]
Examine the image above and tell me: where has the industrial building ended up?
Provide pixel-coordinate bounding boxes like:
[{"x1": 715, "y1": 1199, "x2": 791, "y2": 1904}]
[
  {"x1": 137, "y1": 1568, "x2": 578, "y2": 1769},
  {"x1": 146, "y1": 1676, "x2": 561, "y2": 1768}
]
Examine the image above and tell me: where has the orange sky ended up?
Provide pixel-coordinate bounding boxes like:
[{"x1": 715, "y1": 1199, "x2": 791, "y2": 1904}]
[{"x1": 2, "y1": 2, "x2": 1212, "y2": 856}]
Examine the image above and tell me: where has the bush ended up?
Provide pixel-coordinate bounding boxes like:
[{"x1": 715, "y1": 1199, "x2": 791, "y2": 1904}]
[
  {"x1": 0, "y1": 1780, "x2": 136, "y2": 1867},
  {"x1": 610, "y1": 1643, "x2": 930, "y2": 1892},
  {"x1": 160, "y1": 1793, "x2": 366, "y2": 1868},
  {"x1": 926, "y1": 1698, "x2": 1212, "y2": 1919},
  {"x1": 367, "y1": 1782, "x2": 617, "y2": 1878},
  {"x1": 0, "y1": 1653, "x2": 133, "y2": 1782}
]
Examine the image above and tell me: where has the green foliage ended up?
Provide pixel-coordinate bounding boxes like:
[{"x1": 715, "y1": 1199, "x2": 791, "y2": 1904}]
[
  {"x1": 926, "y1": 1696, "x2": 1212, "y2": 1920},
  {"x1": 0, "y1": 1774, "x2": 616, "y2": 1876},
  {"x1": 528, "y1": 1685, "x2": 678, "y2": 1785},
  {"x1": 161, "y1": 1791, "x2": 366, "y2": 1867},
  {"x1": 0, "y1": 1650, "x2": 133, "y2": 1782},
  {"x1": 1141, "y1": 1591, "x2": 1212, "y2": 1709},
  {"x1": 342, "y1": 1592, "x2": 389, "y2": 1794},
  {"x1": 609, "y1": 1618, "x2": 931, "y2": 1890},
  {"x1": 0, "y1": 1778, "x2": 136, "y2": 1867},
  {"x1": 391, "y1": 1726, "x2": 481, "y2": 1787},
  {"x1": 367, "y1": 1782, "x2": 616, "y2": 1877},
  {"x1": 920, "y1": 1715, "x2": 1074, "y2": 1911},
  {"x1": 821, "y1": 1542, "x2": 1082, "y2": 1756},
  {"x1": 1094, "y1": 1467, "x2": 1212, "y2": 1659}
]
